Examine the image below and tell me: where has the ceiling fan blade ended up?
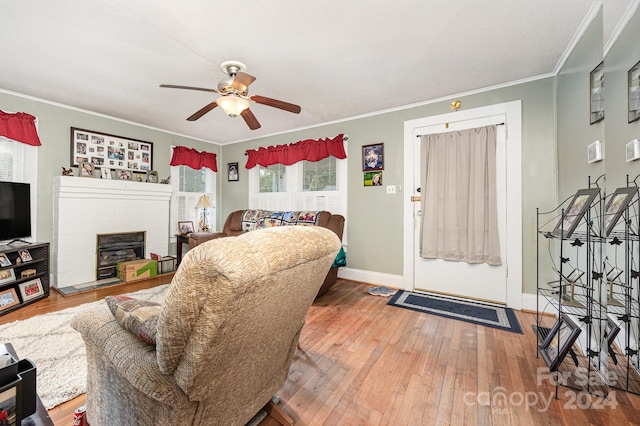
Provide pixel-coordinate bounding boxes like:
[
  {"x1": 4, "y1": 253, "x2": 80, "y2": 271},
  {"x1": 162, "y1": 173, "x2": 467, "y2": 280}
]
[
  {"x1": 241, "y1": 108, "x2": 261, "y2": 130},
  {"x1": 186, "y1": 101, "x2": 219, "y2": 121},
  {"x1": 251, "y1": 95, "x2": 301, "y2": 114},
  {"x1": 160, "y1": 84, "x2": 218, "y2": 93},
  {"x1": 232, "y1": 72, "x2": 256, "y2": 93}
]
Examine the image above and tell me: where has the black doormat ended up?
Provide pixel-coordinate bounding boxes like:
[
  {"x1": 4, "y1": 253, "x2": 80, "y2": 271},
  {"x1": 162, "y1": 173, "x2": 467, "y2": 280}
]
[{"x1": 387, "y1": 291, "x2": 523, "y2": 334}]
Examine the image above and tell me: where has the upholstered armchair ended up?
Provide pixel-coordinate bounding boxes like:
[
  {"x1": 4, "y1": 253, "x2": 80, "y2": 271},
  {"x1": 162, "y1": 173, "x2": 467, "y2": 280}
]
[{"x1": 71, "y1": 226, "x2": 341, "y2": 426}]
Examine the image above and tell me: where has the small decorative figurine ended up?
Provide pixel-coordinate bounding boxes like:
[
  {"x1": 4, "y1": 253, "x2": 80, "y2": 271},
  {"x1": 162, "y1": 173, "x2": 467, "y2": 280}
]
[{"x1": 62, "y1": 167, "x2": 73, "y2": 176}]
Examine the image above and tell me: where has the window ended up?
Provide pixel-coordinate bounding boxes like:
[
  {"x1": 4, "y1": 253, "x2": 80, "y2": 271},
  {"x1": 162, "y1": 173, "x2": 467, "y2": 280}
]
[
  {"x1": 170, "y1": 147, "x2": 216, "y2": 237},
  {"x1": 249, "y1": 153, "x2": 347, "y2": 220}
]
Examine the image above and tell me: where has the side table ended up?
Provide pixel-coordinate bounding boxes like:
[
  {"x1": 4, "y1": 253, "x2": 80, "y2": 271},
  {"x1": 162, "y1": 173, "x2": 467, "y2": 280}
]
[{"x1": 175, "y1": 234, "x2": 190, "y2": 266}]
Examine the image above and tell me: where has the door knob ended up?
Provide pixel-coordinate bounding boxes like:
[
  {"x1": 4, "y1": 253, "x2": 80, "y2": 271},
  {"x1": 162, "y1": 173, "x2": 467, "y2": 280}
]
[{"x1": 411, "y1": 196, "x2": 421, "y2": 202}]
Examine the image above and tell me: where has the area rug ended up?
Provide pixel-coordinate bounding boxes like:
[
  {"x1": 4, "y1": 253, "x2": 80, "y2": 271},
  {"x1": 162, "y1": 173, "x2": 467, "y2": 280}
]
[
  {"x1": 387, "y1": 291, "x2": 523, "y2": 334},
  {"x1": 0, "y1": 284, "x2": 168, "y2": 409}
]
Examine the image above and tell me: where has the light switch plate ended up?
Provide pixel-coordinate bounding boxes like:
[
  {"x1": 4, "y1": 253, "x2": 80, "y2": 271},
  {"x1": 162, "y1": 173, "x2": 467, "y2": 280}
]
[{"x1": 386, "y1": 185, "x2": 396, "y2": 194}]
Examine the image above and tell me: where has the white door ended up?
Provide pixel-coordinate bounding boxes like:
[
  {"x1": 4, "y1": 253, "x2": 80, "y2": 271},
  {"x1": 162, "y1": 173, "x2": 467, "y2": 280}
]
[{"x1": 413, "y1": 116, "x2": 508, "y2": 304}]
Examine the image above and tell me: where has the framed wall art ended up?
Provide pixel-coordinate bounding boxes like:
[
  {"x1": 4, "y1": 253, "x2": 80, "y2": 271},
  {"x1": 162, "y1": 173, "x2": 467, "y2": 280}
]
[
  {"x1": 0, "y1": 288, "x2": 20, "y2": 311},
  {"x1": 18, "y1": 278, "x2": 44, "y2": 302},
  {"x1": 71, "y1": 127, "x2": 153, "y2": 172},
  {"x1": 228, "y1": 162, "x2": 239, "y2": 182},
  {"x1": 628, "y1": 60, "x2": 640, "y2": 123},
  {"x1": 589, "y1": 61, "x2": 604, "y2": 124},
  {"x1": 603, "y1": 187, "x2": 638, "y2": 236},
  {"x1": 552, "y1": 188, "x2": 600, "y2": 238},
  {"x1": 364, "y1": 171, "x2": 382, "y2": 186},
  {"x1": 362, "y1": 143, "x2": 384, "y2": 171}
]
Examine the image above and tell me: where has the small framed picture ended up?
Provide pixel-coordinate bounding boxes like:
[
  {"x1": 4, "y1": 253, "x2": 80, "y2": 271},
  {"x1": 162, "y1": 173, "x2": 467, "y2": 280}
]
[
  {"x1": 604, "y1": 187, "x2": 639, "y2": 236},
  {"x1": 539, "y1": 313, "x2": 582, "y2": 372},
  {"x1": 178, "y1": 221, "x2": 194, "y2": 235},
  {"x1": 589, "y1": 61, "x2": 604, "y2": 124},
  {"x1": 117, "y1": 169, "x2": 132, "y2": 180},
  {"x1": 18, "y1": 249, "x2": 33, "y2": 263},
  {"x1": 0, "y1": 253, "x2": 11, "y2": 267},
  {"x1": 362, "y1": 143, "x2": 384, "y2": 171},
  {"x1": 364, "y1": 171, "x2": 383, "y2": 186},
  {"x1": 0, "y1": 288, "x2": 20, "y2": 311},
  {"x1": 19, "y1": 278, "x2": 44, "y2": 302},
  {"x1": 133, "y1": 171, "x2": 146, "y2": 182},
  {"x1": 552, "y1": 188, "x2": 600, "y2": 238},
  {"x1": 147, "y1": 170, "x2": 159, "y2": 183},
  {"x1": 78, "y1": 161, "x2": 95, "y2": 177},
  {"x1": 228, "y1": 162, "x2": 239, "y2": 182},
  {"x1": 628, "y1": 60, "x2": 640, "y2": 123},
  {"x1": 0, "y1": 268, "x2": 16, "y2": 285},
  {"x1": 101, "y1": 167, "x2": 112, "y2": 179}
]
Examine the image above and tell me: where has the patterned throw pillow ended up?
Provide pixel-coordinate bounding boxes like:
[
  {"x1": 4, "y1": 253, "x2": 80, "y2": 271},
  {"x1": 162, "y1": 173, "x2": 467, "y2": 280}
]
[{"x1": 105, "y1": 295, "x2": 161, "y2": 345}]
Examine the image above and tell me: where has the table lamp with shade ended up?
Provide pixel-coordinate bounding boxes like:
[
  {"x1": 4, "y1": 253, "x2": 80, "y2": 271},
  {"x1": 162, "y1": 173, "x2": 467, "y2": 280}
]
[{"x1": 194, "y1": 194, "x2": 214, "y2": 232}]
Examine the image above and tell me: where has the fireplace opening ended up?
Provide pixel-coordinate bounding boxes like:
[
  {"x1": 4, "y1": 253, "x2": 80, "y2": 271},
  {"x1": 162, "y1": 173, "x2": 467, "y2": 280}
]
[{"x1": 96, "y1": 232, "x2": 145, "y2": 280}]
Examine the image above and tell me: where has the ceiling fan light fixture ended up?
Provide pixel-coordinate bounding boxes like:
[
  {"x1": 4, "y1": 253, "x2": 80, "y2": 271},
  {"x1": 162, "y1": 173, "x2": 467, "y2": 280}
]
[{"x1": 216, "y1": 95, "x2": 249, "y2": 117}]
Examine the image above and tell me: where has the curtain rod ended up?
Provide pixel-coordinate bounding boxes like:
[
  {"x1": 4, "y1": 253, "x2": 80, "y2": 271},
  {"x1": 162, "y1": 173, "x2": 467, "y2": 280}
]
[{"x1": 416, "y1": 122, "x2": 505, "y2": 137}]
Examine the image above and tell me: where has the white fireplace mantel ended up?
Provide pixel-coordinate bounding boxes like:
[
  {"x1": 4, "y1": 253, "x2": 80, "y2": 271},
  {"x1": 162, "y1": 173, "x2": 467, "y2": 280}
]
[{"x1": 53, "y1": 176, "x2": 172, "y2": 288}]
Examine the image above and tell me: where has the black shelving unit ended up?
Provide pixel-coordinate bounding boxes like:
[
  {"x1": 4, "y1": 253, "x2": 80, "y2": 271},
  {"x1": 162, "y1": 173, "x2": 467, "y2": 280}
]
[{"x1": 0, "y1": 242, "x2": 50, "y2": 316}]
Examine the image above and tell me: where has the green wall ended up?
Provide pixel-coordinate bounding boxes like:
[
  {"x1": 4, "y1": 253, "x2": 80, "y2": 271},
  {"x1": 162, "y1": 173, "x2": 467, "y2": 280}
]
[
  {"x1": 220, "y1": 78, "x2": 557, "y2": 294},
  {"x1": 0, "y1": 90, "x2": 219, "y2": 246}
]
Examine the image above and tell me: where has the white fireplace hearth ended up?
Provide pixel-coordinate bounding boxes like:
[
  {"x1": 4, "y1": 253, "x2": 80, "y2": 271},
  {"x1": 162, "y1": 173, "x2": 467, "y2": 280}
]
[{"x1": 53, "y1": 176, "x2": 172, "y2": 289}]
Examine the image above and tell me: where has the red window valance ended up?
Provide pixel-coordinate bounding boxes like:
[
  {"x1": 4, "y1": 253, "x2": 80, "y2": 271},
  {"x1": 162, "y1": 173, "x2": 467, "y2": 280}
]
[
  {"x1": 0, "y1": 110, "x2": 41, "y2": 146},
  {"x1": 170, "y1": 146, "x2": 218, "y2": 172},
  {"x1": 245, "y1": 134, "x2": 347, "y2": 169}
]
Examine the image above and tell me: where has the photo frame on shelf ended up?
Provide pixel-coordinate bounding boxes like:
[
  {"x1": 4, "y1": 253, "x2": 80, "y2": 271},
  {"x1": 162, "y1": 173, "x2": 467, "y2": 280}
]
[
  {"x1": 604, "y1": 187, "x2": 638, "y2": 236},
  {"x1": 228, "y1": 162, "x2": 239, "y2": 182},
  {"x1": 78, "y1": 161, "x2": 95, "y2": 178},
  {"x1": 0, "y1": 288, "x2": 20, "y2": 311},
  {"x1": 101, "y1": 167, "x2": 112, "y2": 179},
  {"x1": 178, "y1": 221, "x2": 194, "y2": 235},
  {"x1": 116, "y1": 169, "x2": 132, "y2": 180},
  {"x1": 70, "y1": 127, "x2": 153, "y2": 172},
  {"x1": 362, "y1": 143, "x2": 384, "y2": 171},
  {"x1": 18, "y1": 249, "x2": 32, "y2": 263},
  {"x1": 0, "y1": 268, "x2": 16, "y2": 285},
  {"x1": 628, "y1": 60, "x2": 640, "y2": 123},
  {"x1": 0, "y1": 253, "x2": 11, "y2": 267},
  {"x1": 18, "y1": 278, "x2": 44, "y2": 302},
  {"x1": 0, "y1": 381, "x2": 19, "y2": 424},
  {"x1": 552, "y1": 188, "x2": 600, "y2": 238},
  {"x1": 539, "y1": 313, "x2": 582, "y2": 372},
  {"x1": 589, "y1": 61, "x2": 604, "y2": 124},
  {"x1": 147, "y1": 170, "x2": 159, "y2": 183},
  {"x1": 133, "y1": 171, "x2": 146, "y2": 182}
]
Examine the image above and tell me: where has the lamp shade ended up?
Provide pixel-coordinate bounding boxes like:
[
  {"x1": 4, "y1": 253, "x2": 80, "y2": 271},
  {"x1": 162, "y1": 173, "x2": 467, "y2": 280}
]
[
  {"x1": 216, "y1": 95, "x2": 249, "y2": 117},
  {"x1": 194, "y1": 194, "x2": 214, "y2": 209}
]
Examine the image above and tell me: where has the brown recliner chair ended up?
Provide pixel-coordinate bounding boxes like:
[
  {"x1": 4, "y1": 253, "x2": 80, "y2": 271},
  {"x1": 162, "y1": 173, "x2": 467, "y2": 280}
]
[
  {"x1": 71, "y1": 226, "x2": 341, "y2": 426},
  {"x1": 189, "y1": 210, "x2": 345, "y2": 297}
]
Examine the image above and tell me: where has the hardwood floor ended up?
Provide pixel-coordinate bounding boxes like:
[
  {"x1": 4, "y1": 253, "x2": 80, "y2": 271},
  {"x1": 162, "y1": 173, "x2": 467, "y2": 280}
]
[{"x1": 3, "y1": 277, "x2": 640, "y2": 425}]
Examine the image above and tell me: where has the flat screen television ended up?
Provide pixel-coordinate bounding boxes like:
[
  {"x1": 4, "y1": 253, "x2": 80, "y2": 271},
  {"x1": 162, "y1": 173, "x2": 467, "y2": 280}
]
[{"x1": 0, "y1": 181, "x2": 32, "y2": 242}]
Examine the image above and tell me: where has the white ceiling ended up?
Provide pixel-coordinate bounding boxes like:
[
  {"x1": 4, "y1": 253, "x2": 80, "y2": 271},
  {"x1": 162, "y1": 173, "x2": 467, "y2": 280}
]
[{"x1": 0, "y1": 1, "x2": 622, "y2": 145}]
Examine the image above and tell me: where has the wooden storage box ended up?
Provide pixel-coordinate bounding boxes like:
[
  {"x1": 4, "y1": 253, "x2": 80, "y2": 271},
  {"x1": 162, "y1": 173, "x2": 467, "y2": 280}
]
[
  {"x1": 117, "y1": 259, "x2": 158, "y2": 282},
  {"x1": 158, "y1": 256, "x2": 176, "y2": 274}
]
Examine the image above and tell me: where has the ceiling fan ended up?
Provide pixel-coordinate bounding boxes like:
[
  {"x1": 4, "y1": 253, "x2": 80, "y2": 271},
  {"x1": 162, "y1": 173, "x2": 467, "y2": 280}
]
[{"x1": 160, "y1": 61, "x2": 301, "y2": 130}]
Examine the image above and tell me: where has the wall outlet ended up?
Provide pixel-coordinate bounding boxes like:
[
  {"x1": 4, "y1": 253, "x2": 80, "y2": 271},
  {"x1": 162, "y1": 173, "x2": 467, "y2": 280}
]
[{"x1": 386, "y1": 185, "x2": 396, "y2": 194}]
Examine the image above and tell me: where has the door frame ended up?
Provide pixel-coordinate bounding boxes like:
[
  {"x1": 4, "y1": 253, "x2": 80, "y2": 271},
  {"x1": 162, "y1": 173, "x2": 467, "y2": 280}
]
[{"x1": 402, "y1": 101, "x2": 523, "y2": 309}]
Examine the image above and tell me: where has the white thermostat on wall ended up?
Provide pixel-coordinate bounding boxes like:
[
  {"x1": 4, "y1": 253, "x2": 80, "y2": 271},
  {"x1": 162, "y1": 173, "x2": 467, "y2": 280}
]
[
  {"x1": 587, "y1": 140, "x2": 603, "y2": 164},
  {"x1": 626, "y1": 139, "x2": 640, "y2": 162}
]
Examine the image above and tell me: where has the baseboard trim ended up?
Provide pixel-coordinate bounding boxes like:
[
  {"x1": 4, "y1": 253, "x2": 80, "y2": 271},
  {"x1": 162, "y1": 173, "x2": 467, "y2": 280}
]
[
  {"x1": 337, "y1": 267, "x2": 404, "y2": 289},
  {"x1": 521, "y1": 292, "x2": 558, "y2": 315}
]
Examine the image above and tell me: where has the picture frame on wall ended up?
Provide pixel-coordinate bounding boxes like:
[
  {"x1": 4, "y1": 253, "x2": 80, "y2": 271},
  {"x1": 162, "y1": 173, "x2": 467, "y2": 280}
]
[
  {"x1": 552, "y1": 188, "x2": 600, "y2": 238},
  {"x1": 628, "y1": 60, "x2": 640, "y2": 123},
  {"x1": 70, "y1": 127, "x2": 153, "y2": 173},
  {"x1": 228, "y1": 162, "x2": 239, "y2": 182},
  {"x1": 18, "y1": 278, "x2": 44, "y2": 302},
  {"x1": 362, "y1": 143, "x2": 384, "y2": 171},
  {"x1": 363, "y1": 171, "x2": 383, "y2": 186},
  {"x1": 589, "y1": 61, "x2": 604, "y2": 124},
  {"x1": 0, "y1": 288, "x2": 20, "y2": 311}
]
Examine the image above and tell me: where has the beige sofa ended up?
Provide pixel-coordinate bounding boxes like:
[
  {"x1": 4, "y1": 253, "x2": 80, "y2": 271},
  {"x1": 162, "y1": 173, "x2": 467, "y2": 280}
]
[
  {"x1": 71, "y1": 226, "x2": 341, "y2": 426},
  {"x1": 189, "y1": 209, "x2": 345, "y2": 297}
]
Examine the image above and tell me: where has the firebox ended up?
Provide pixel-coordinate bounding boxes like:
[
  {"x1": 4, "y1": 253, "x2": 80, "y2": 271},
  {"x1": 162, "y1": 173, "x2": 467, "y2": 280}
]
[{"x1": 96, "y1": 231, "x2": 145, "y2": 280}]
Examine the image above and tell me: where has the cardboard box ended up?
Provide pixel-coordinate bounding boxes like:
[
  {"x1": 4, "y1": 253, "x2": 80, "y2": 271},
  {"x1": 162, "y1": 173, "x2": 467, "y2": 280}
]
[{"x1": 117, "y1": 259, "x2": 158, "y2": 282}]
